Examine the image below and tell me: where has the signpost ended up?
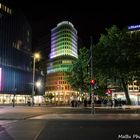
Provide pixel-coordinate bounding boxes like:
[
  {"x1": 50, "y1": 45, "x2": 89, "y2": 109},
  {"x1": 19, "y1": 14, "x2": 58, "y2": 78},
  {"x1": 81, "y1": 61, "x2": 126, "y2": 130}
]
[
  {"x1": 90, "y1": 37, "x2": 95, "y2": 114},
  {"x1": 87, "y1": 37, "x2": 96, "y2": 114},
  {"x1": 90, "y1": 79, "x2": 96, "y2": 114}
]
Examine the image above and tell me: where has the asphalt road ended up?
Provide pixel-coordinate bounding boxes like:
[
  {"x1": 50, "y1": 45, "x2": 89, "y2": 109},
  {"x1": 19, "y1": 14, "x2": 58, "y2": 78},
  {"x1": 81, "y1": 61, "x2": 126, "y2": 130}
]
[
  {"x1": 37, "y1": 120, "x2": 140, "y2": 140},
  {"x1": 0, "y1": 119, "x2": 140, "y2": 140},
  {"x1": 0, "y1": 106, "x2": 140, "y2": 140}
]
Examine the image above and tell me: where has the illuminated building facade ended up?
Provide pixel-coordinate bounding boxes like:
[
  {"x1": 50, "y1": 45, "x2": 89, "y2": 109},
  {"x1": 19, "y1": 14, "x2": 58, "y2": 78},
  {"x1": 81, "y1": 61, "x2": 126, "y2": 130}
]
[
  {"x1": 46, "y1": 21, "x2": 78, "y2": 104},
  {"x1": 0, "y1": 2, "x2": 33, "y2": 104}
]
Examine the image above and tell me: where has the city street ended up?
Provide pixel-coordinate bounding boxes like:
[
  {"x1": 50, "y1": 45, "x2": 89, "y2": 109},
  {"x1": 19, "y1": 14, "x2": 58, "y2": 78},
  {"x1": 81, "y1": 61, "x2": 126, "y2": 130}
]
[
  {"x1": 0, "y1": 106, "x2": 140, "y2": 139},
  {"x1": 1, "y1": 1, "x2": 140, "y2": 140},
  {"x1": 1, "y1": 119, "x2": 140, "y2": 140}
]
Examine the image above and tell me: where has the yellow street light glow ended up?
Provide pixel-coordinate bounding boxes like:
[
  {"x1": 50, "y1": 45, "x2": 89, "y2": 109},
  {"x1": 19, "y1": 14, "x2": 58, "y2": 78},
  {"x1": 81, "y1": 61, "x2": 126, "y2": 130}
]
[{"x1": 34, "y1": 53, "x2": 40, "y2": 59}]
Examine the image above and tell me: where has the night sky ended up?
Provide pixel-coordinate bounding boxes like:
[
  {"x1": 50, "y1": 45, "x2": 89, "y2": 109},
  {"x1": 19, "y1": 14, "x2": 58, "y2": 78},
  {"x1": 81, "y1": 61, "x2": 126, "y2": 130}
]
[{"x1": 7, "y1": 0, "x2": 140, "y2": 47}]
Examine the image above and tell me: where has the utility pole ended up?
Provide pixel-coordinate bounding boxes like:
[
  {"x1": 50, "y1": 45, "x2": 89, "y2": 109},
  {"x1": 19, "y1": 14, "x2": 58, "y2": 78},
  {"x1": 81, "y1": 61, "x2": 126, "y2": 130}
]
[
  {"x1": 32, "y1": 56, "x2": 35, "y2": 106},
  {"x1": 90, "y1": 36, "x2": 95, "y2": 114}
]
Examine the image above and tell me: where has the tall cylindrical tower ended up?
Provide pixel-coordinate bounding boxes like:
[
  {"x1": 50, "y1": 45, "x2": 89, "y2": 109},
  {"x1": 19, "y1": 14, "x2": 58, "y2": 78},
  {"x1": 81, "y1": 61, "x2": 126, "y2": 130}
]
[{"x1": 46, "y1": 21, "x2": 78, "y2": 104}]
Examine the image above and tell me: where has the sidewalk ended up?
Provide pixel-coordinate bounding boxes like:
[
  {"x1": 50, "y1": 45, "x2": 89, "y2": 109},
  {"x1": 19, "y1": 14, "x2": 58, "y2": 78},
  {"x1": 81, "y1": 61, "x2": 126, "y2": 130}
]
[
  {"x1": 0, "y1": 106, "x2": 47, "y2": 120},
  {"x1": 0, "y1": 105, "x2": 140, "y2": 120}
]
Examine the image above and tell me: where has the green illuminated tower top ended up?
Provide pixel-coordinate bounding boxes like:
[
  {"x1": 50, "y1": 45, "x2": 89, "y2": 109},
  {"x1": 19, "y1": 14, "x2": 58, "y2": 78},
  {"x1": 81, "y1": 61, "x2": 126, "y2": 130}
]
[
  {"x1": 47, "y1": 21, "x2": 78, "y2": 74},
  {"x1": 50, "y1": 21, "x2": 78, "y2": 59}
]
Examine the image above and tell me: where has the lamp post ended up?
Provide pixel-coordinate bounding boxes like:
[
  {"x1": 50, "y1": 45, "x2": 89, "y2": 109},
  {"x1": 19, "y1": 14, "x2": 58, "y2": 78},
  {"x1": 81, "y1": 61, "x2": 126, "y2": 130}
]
[
  {"x1": 32, "y1": 53, "x2": 40, "y2": 106},
  {"x1": 87, "y1": 36, "x2": 95, "y2": 114},
  {"x1": 35, "y1": 80, "x2": 42, "y2": 105}
]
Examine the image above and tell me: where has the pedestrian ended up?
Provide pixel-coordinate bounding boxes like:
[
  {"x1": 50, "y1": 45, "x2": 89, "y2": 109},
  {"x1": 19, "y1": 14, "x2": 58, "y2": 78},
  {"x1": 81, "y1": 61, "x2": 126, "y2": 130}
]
[
  {"x1": 12, "y1": 99, "x2": 15, "y2": 107},
  {"x1": 110, "y1": 100, "x2": 113, "y2": 108},
  {"x1": 77, "y1": 100, "x2": 81, "y2": 107},
  {"x1": 84, "y1": 98, "x2": 87, "y2": 107},
  {"x1": 71, "y1": 100, "x2": 74, "y2": 107}
]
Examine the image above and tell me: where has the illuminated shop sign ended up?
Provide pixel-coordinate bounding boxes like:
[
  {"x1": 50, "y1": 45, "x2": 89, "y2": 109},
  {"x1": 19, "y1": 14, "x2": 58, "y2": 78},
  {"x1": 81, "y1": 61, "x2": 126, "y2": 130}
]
[
  {"x1": 128, "y1": 25, "x2": 140, "y2": 30},
  {"x1": 0, "y1": 68, "x2": 1, "y2": 91}
]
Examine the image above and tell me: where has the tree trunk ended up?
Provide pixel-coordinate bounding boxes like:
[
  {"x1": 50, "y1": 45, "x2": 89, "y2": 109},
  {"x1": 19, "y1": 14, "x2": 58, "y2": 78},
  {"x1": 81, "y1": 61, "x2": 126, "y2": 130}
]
[{"x1": 121, "y1": 78, "x2": 131, "y2": 105}]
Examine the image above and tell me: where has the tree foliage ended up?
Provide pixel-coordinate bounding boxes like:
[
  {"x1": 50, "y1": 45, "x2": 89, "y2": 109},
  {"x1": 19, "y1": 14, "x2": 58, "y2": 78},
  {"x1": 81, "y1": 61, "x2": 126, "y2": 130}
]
[
  {"x1": 66, "y1": 47, "x2": 90, "y2": 93},
  {"x1": 94, "y1": 25, "x2": 140, "y2": 104}
]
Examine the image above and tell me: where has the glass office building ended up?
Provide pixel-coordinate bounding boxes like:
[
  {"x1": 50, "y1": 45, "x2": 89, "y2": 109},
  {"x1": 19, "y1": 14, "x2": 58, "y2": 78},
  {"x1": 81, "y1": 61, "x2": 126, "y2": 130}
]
[
  {"x1": 0, "y1": 2, "x2": 33, "y2": 104},
  {"x1": 46, "y1": 21, "x2": 78, "y2": 104}
]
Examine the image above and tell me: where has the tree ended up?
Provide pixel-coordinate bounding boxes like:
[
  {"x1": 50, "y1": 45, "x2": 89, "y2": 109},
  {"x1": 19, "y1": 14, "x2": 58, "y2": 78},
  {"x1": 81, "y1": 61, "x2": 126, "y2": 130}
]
[
  {"x1": 66, "y1": 47, "x2": 90, "y2": 93},
  {"x1": 94, "y1": 25, "x2": 140, "y2": 105}
]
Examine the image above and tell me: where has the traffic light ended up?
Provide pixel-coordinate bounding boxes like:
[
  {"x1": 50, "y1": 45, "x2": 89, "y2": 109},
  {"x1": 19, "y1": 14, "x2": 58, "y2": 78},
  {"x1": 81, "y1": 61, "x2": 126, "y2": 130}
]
[
  {"x1": 105, "y1": 89, "x2": 112, "y2": 95},
  {"x1": 90, "y1": 79, "x2": 95, "y2": 85}
]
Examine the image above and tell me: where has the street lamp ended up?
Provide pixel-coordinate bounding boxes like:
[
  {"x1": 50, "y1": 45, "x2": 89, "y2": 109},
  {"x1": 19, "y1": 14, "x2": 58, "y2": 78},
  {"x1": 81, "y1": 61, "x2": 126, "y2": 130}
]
[
  {"x1": 36, "y1": 80, "x2": 42, "y2": 88},
  {"x1": 32, "y1": 52, "x2": 40, "y2": 106}
]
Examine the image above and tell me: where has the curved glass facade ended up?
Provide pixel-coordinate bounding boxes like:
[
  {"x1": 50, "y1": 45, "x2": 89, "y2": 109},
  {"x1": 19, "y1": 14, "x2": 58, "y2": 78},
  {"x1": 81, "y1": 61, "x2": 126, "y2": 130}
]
[
  {"x1": 50, "y1": 21, "x2": 78, "y2": 59},
  {"x1": 46, "y1": 21, "x2": 78, "y2": 104}
]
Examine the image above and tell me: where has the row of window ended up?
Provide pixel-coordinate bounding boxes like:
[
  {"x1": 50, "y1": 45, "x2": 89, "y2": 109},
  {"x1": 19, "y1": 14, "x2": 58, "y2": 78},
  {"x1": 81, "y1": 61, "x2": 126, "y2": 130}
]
[
  {"x1": 129, "y1": 87, "x2": 139, "y2": 91},
  {"x1": 51, "y1": 47, "x2": 77, "y2": 52},
  {"x1": 0, "y1": 3, "x2": 12, "y2": 14},
  {"x1": 129, "y1": 31, "x2": 140, "y2": 39},
  {"x1": 51, "y1": 30, "x2": 77, "y2": 36},
  {"x1": 47, "y1": 80, "x2": 67, "y2": 85},
  {"x1": 128, "y1": 81, "x2": 139, "y2": 91},
  {"x1": 46, "y1": 76, "x2": 69, "y2": 82},
  {"x1": 50, "y1": 52, "x2": 77, "y2": 59},
  {"x1": 47, "y1": 72, "x2": 67, "y2": 77},
  {"x1": 51, "y1": 32, "x2": 77, "y2": 40},
  {"x1": 55, "y1": 26, "x2": 76, "y2": 33},
  {"x1": 52, "y1": 49, "x2": 74, "y2": 55},
  {"x1": 46, "y1": 85, "x2": 71, "y2": 91},
  {"x1": 48, "y1": 63, "x2": 72, "y2": 70},
  {"x1": 47, "y1": 67, "x2": 71, "y2": 74},
  {"x1": 51, "y1": 37, "x2": 77, "y2": 44},
  {"x1": 50, "y1": 50, "x2": 77, "y2": 57},
  {"x1": 51, "y1": 42, "x2": 77, "y2": 48},
  {"x1": 128, "y1": 83, "x2": 139, "y2": 86},
  {"x1": 49, "y1": 60, "x2": 73, "y2": 66},
  {"x1": 51, "y1": 45, "x2": 77, "y2": 52}
]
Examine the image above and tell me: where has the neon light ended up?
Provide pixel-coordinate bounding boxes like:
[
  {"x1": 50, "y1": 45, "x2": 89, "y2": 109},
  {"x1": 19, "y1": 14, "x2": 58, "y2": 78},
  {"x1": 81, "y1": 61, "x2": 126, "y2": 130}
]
[
  {"x1": 128, "y1": 25, "x2": 140, "y2": 30},
  {"x1": 0, "y1": 68, "x2": 1, "y2": 91}
]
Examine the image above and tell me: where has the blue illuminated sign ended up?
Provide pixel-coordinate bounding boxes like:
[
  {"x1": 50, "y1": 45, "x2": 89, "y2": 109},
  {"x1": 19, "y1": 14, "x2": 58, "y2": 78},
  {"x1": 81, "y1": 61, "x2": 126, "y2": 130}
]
[{"x1": 128, "y1": 25, "x2": 140, "y2": 30}]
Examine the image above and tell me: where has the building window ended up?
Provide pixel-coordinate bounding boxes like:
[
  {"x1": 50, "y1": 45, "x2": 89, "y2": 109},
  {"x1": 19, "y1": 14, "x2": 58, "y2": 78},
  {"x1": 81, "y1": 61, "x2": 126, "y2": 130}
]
[
  {"x1": 4, "y1": 6, "x2": 7, "y2": 12},
  {"x1": 129, "y1": 87, "x2": 133, "y2": 90},
  {"x1": 1, "y1": 4, "x2": 4, "y2": 10},
  {"x1": 134, "y1": 82, "x2": 138, "y2": 86},
  {"x1": 7, "y1": 7, "x2": 9, "y2": 13},
  {"x1": 9, "y1": 9, "x2": 12, "y2": 14},
  {"x1": 134, "y1": 87, "x2": 138, "y2": 90}
]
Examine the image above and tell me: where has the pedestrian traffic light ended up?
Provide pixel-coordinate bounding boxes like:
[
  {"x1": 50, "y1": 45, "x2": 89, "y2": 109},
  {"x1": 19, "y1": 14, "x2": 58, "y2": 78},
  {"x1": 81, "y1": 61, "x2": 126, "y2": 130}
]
[
  {"x1": 90, "y1": 79, "x2": 95, "y2": 85},
  {"x1": 105, "y1": 89, "x2": 112, "y2": 95}
]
